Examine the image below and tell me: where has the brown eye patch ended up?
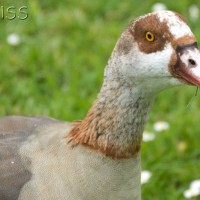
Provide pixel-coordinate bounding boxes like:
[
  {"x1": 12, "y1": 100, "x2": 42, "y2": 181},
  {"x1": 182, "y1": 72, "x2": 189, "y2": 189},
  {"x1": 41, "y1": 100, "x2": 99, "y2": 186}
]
[{"x1": 129, "y1": 14, "x2": 171, "y2": 54}]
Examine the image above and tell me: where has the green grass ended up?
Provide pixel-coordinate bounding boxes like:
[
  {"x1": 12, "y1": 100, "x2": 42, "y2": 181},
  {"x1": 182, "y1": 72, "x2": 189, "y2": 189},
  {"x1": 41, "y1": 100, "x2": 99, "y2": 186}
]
[{"x1": 1, "y1": 0, "x2": 200, "y2": 199}]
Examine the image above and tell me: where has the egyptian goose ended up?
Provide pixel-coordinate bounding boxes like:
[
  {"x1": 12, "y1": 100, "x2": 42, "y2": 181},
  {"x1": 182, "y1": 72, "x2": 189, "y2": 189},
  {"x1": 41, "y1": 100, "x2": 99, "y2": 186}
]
[{"x1": 1, "y1": 10, "x2": 200, "y2": 200}]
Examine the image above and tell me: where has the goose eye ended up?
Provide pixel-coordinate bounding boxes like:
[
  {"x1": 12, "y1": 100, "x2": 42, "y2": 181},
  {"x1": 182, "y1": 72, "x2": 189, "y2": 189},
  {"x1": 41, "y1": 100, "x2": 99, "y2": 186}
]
[{"x1": 145, "y1": 32, "x2": 155, "y2": 42}]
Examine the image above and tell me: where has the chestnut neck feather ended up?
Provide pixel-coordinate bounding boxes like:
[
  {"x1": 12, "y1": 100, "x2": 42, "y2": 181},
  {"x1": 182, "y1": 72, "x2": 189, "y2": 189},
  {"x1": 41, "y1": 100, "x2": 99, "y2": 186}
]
[{"x1": 68, "y1": 77, "x2": 153, "y2": 159}]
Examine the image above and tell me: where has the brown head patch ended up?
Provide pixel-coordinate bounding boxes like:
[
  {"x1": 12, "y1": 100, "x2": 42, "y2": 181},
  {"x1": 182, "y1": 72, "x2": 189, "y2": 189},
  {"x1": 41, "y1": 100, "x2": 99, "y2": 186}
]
[
  {"x1": 129, "y1": 14, "x2": 171, "y2": 54},
  {"x1": 128, "y1": 12, "x2": 196, "y2": 55}
]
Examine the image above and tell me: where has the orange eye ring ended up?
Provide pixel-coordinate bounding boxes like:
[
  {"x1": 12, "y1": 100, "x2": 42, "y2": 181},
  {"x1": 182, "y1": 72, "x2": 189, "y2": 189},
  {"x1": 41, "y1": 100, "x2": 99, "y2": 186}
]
[{"x1": 145, "y1": 32, "x2": 155, "y2": 42}]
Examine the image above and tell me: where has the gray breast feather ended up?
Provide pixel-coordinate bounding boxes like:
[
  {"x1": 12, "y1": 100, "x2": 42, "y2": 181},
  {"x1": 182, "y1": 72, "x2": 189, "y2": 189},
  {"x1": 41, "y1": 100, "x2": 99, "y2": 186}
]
[{"x1": 0, "y1": 116, "x2": 61, "y2": 200}]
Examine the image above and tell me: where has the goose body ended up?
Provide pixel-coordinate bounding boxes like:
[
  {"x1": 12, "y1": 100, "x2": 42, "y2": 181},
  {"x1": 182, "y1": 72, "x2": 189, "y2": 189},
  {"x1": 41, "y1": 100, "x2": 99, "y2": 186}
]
[{"x1": 1, "y1": 11, "x2": 200, "y2": 200}]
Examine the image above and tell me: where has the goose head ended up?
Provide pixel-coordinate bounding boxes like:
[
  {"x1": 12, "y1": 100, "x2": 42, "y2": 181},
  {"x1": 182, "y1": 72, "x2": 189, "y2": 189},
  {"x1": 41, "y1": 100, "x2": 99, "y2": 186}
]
[
  {"x1": 69, "y1": 11, "x2": 200, "y2": 160},
  {"x1": 105, "y1": 10, "x2": 200, "y2": 94}
]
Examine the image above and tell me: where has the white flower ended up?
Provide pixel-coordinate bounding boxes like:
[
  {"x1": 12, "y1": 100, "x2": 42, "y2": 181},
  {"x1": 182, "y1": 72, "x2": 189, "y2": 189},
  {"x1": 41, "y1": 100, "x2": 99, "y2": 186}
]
[
  {"x1": 183, "y1": 179, "x2": 200, "y2": 198},
  {"x1": 189, "y1": 5, "x2": 199, "y2": 22},
  {"x1": 190, "y1": 180, "x2": 200, "y2": 188},
  {"x1": 143, "y1": 131, "x2": 155, "y2": 142},
  {"x1": 141, "y1": 170, "x2": 152, "y2": 184},
  {"x1": 152, "y1": 3, "x2": 167, "y2": 12},
  {"x1": 153, "y1": 121, "x2": 169, "y2": 132},
  {"x1": 190, "y1": 180, "x2": 200, "y2": 193},
  {"x1": 184, "y1": 189, "x2": 199, "y2": 199},
  {"x1": 7, "y1": 33, "x2": 21, "y2": 46}
]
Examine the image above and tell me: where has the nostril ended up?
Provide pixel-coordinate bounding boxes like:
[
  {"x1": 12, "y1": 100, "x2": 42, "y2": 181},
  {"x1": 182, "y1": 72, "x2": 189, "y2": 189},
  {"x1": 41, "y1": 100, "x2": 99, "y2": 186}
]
[{"x1": 188, "y1": 58, "x2": 197, "y2": 67}]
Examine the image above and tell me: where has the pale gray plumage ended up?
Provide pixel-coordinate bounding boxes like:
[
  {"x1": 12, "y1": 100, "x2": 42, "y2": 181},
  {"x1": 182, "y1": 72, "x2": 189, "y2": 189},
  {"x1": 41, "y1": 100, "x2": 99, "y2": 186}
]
[{"x1": 0, "y1": 116, "x2": 62, "y2": 200}]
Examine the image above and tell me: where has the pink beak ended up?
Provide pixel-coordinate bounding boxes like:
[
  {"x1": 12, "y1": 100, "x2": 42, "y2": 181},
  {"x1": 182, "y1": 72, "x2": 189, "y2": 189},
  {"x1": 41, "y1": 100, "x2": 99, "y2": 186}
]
[{"x1": 174, "y1": 42, "x2": 200, "y2": 86}]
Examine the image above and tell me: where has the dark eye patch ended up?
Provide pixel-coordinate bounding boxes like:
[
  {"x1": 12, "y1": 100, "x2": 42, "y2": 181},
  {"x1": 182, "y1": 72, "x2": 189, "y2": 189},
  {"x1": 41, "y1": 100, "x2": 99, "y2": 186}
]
[{"x1": 129, "y1": 14, "x2": 170, "y2": 54}]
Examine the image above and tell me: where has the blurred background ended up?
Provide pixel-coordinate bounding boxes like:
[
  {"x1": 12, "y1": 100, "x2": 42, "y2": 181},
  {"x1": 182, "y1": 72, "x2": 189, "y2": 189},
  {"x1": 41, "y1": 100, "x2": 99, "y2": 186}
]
[{"x1": 0, "y1": 0, "x2": 200, "y2": 199}]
